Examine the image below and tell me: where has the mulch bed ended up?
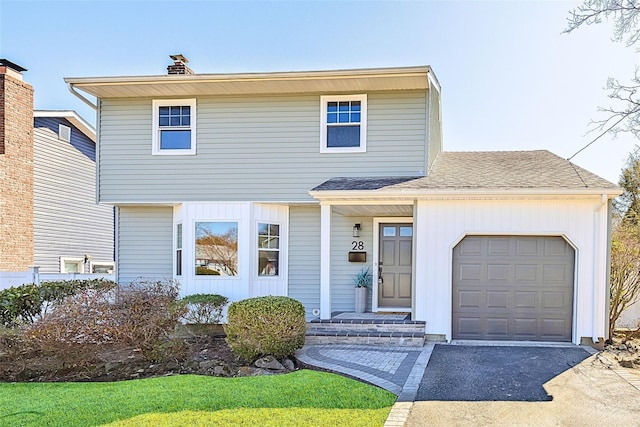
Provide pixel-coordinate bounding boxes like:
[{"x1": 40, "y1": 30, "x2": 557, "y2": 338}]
[{"x1": 0, "y1": 336, "x2": 262, "y2": 382}]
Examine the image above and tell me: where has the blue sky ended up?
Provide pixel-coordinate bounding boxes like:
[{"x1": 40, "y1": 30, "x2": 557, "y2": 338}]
[{"x1": 1, "y1": 0, "x2": 636, "y2": 183}]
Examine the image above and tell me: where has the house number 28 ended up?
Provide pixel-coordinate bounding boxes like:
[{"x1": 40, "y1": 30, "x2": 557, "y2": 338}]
[{"x1": 352, "y1": 241, "x2": 364, "y2": 250}]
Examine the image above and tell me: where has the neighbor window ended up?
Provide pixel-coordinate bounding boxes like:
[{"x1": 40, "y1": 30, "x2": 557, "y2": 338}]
[
  {"x1": 90, "y1": 262, "x2": 115, "y2": 274},
  {"x1": 320, "y1": 94, "x2": 367, "y2": 153},
  {"x1": 60, "y1": 257, "x2": 84, "y2": 273},
  {"x1": 195, "y1": 222, "x2": 238, "y2": 276},
  {"x1": 258, "y1": 223, "x2": 280, "y2": 277},
  {"x1": 152, "y1": 99, "x2": 196, "y2": 155}
]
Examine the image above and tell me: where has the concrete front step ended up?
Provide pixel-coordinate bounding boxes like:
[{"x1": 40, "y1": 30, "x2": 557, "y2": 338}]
[
  {"x1": 305, "y1": 316, "x2": 426, "y2": 346},
  {"x1": 308, "y1": 322, "x2": 425, "y2": 334}
]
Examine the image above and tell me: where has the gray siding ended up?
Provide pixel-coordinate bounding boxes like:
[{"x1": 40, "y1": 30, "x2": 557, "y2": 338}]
[
  {"x1": 117, "y1": 206, "x2": 173, "y2": 284},
  {"x1": 98, "y1": 91, "x2": 427, "y2": 203},
  {"x1": 427, "y1": 88, "x2": 442, "y2": 170},
  {"x1": 33, "y1": 117, "x2": 114, "y2": 272},
  {"x1": 330, "y1": 214, "x2": 374, "y2": 313},
  {"x1": 288, "y1": 205, "x2": 321, "y2": 320}
]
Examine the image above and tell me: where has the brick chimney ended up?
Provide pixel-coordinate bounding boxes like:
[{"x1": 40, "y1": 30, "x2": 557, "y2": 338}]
[
  {"x1": 0, "y1": 59, "x2": 34, "y2": 271},
  {"x1": 167, "y1": 54, "x2": 194, "y2": 75}
]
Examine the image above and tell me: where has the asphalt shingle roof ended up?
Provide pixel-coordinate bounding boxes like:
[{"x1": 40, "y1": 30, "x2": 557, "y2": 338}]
[{"x1": 311, "y1": 150, "x2": 618, "y2": 193}]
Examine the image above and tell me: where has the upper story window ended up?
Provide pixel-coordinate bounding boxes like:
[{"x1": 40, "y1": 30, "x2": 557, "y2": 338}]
[
  {"x1": 152, "y1": 99, "x2": 196, "y2": 155},
  {"x1": 320, "y1": 94, "x2": 367, "y2": 153}
]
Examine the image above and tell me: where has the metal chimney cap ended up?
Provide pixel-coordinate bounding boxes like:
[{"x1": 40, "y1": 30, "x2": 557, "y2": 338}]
[{"x1": 169, "y1": 54, "x2": 189, "y2": 64}]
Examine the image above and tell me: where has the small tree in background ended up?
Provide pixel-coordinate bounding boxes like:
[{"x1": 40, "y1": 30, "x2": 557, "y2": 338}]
[
  {"x1": 610, "y1": 221, "x2": 640, "y2": 338},
  {"x1": 609, "y1": 148, "x2": 640, "y2": 339}
]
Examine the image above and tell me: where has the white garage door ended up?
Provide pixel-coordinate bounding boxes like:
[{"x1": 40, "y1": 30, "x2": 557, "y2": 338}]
[{"x1": 452, "y1": 236, "x2": 574, "y2": 342}]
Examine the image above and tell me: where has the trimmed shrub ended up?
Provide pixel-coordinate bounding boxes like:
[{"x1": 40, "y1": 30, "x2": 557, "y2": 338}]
[
  {"x1": 180, "y1": 294, "x2": 229, "y2": 324},
  {"x1": 0, "y1": 279, "x2": 116, "y2": 327},
  {"x1": 224, "y1": 296, "x2": 306, "y2": 361}
]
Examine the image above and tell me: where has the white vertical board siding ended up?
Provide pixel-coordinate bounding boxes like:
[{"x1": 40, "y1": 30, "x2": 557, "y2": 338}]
[
  {"x1": 33, "y1": 117, "x2": 114, "y2": 272},
  {"x1": 288, "y1": 206, "x2": 321, "y2": 320},
  {"x1": 330, "y1": 214, "x2": 374, "y2": 313},
  {"x1": 414, "y1": 198, "x2": 609, "y2": 344},
  {"x1": 98, "y1": 92, "x2": 427, "y2": 203},
  {"x1": 176, "y1": 202, "x2": 288, "y2": 302},
  {"x1": 117, "y1": 206, "x2": 173, "y2": 284}
]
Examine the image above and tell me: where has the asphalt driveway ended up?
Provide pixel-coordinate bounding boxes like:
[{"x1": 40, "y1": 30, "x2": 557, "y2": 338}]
[
  {"x1": 407, "y1": 344, "x2": 640, "y2": 426},
  {"x1": 416, "y1": 344, "x2": 590, "y2": 401}
]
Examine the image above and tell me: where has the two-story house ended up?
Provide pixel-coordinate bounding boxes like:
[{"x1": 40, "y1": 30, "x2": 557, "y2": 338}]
[
  {"x1": 65, "y1": 56, "x2": 620, "y2": 344},
  {"x1": 0, "y1": 59, "x2": 114, "y2": 275}
]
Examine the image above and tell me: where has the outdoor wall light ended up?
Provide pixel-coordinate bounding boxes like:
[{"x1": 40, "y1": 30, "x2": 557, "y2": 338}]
[{"x1": 353, "y1": 223, "x2": 361, "y2": 238}]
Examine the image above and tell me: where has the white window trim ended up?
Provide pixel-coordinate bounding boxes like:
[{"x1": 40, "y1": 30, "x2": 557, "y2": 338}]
[
  {"x1": 89, "y1": 261, "x2": 115, "y2": 274},
  {"x1": 60, "y1": 256, "x2": 85, "y2": 273},
  {"x1": 256, "y1": 221, "x2": 281, "y2": 279},
  {"x1": 152, "y1": 99, "x2": 196, "y2": 156},
  {"x1": 320, "y1": 94, "x2": 367, "y2": 153}
]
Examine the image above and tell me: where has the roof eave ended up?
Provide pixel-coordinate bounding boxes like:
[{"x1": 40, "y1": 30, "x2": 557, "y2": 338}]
[
  {"x1": 309, "y1": 187, "x2": 623, "y2": 201},
  {"x1": 33, "y1": 110, "x2": 96, "y2": 142},
  {"x1": 64, "y1": 66, "x2": 434, "y2": 99}
]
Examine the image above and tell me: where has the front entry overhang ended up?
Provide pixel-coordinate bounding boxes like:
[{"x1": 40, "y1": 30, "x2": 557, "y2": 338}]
[{"x1": 313, "y1": 198, "x2": 418, "y2": 320}]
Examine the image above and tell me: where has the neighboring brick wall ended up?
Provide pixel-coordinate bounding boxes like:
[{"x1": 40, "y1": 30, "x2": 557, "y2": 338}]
[{"x1": 0, "y1": 71, "x2": 34, "y2": 271}]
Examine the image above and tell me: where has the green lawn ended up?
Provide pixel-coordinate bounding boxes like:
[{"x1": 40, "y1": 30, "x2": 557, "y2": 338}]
[{"x1": 0, "y1": 370, "x2": 395, "y2": 426}]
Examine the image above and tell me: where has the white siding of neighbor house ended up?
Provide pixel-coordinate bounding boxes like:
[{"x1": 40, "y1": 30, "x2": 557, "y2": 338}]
[
  {"x1": 117, "y1": 206, "x2": 173, "y2": 284},
  {"x1": 175, "y1": 202, "x2": 288, "y2": 301},
  {"x1": 33, "y1": 117, "x2": 114, "y2": 273},
  {"x1": 414, "y1": 197, "x2": 611, "y2": 344},
  {"x1": 97, "y1": 91, "x2": 428, "y2": 203}
]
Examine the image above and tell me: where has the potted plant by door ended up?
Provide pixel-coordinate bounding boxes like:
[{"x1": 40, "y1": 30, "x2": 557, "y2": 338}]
[{"x1": 354, "y1": 267, "x2": 372, "y2": 313}]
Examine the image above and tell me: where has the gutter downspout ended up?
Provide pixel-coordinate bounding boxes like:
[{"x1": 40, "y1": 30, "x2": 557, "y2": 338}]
[
  {"x1": 592, "y1": 194, "x2": 608, "y2": 344},
  {"x1": 67, "y1": 82, "x2": 97, "y2": 110}
]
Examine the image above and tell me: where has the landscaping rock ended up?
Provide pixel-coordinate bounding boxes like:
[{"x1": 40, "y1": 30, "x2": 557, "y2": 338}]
[
  {"x1": 237, "y1": 366, "x2": 268, "y2": 377},
  {"x1": 199, "y1": 360, "x2": 218, "y2": 370},
  {"x1": 255, "y1": 356, "x2": 285, "y2": 371},
  {"x1": 619, "y1": 357, "x2": 637, "y2": 368},
  {"x1": 283, "y1": 358, "x2": 295, "y2": 371}
]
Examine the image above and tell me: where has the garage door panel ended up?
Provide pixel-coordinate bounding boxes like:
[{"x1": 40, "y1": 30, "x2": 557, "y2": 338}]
[
  {"x1": 515, "y1": 264, "x2": 538, "y2": 282},
  {"x1": 516, "y1": 238, "x2": 539, "y2": 256},
  {"x1": 513, "y1": 318, "x2": 538, "y2": 337},
  {"x1": 459, "y1": 237, "x2": 483, "y2": 255},
  {"x1": 457, "y1": 318, "x2": 482, "y2": 336},
  {"x1": 486, "y1": 318, "x2": 509, "y2": 336},
  {"x1": 457, "y1": 290, "x2": 483, "y2": 308},
  {"x1": 459, "y1": 263, "x2": 483, "y2": 281},
  {"x1": 544, "y1": 238, "x2": 572, "y2": 256},
  {"x1": 513, "y1": 291, "x2": 537, "y2": 309},
  {"x1": 453, "y1": 236, "x2": 574, "y2": 342},
  {"x1": 543, "y1": 264, "x2": 570, "y2": 282},
  {"x1": 486, "y1": 291, "x2": 508, "y2": 308},
  {"x1": 542, "y1": 292, "x2": 568, "y2": 310},
  {"x1": 540, "y1": 319, "x2": 570, "y2": 338},
  {"x1": 487, "y1": 264, "x2": 509, "y2": 281},
  {"x1": 488, "y1": 238, "x2": 510, "y2": 255}
]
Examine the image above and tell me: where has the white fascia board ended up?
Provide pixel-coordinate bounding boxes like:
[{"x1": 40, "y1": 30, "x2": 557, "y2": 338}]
[
  {"x1": 34, "y1": 110, "x2": 96, "y2": 142},
  {"x1": 309, "y1": 187, "x2": 623, "y2": 201},
  {"x1": 64, "y1": 66, "x2": 432, "y2": 98},
  {"x1": 64, "y1": 66, "x2": 432, "y2": 85}
]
